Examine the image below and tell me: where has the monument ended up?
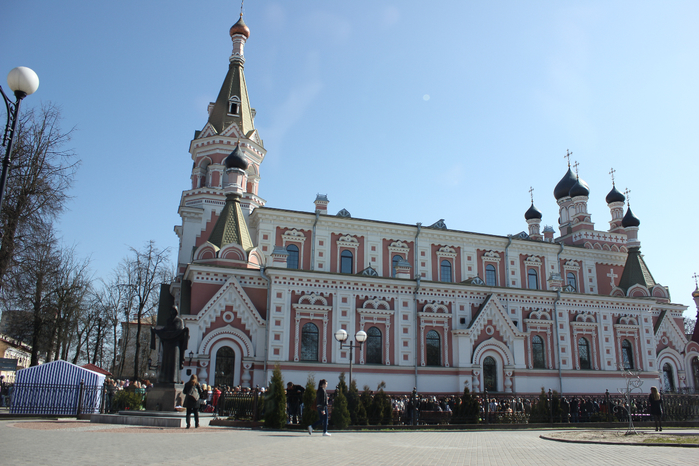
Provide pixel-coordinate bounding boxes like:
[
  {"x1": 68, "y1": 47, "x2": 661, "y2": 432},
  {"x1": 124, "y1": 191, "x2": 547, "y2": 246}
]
[{"x1": 145, "y1": 305, "x2": 189, "y2": 411}]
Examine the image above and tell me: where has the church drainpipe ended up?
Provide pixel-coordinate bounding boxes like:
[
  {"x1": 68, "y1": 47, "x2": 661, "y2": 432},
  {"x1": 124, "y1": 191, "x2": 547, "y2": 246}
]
[
  {"x1": 310, "y1": 211, "x2": 320, "y2": 271},
  {"x1": 414, "y1": 223, "x2": 422, "y2": 391},
  {"x1": 553, "y1": 241, "x2": 565, "y2": 393},
  {"x1": 504, "y1": 235, "x2": 512, "y2": 314},
  {"x1": 260, "y1": 266, "x2": 272, "y2": 383}
]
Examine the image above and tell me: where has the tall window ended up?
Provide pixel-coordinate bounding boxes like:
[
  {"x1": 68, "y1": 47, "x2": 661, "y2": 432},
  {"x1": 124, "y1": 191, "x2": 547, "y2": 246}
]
[
  {"x1": 663, "y1": 363, "x2": 675, "y2": 392},
  {"x1": 621, "y1": 339, "x2": 634, "y2": 370},
  {"x1": 440, "y1": 260, "x2": 452, "y2": 282},
  {"x1": 485, "y1": 264, "x2": 497, "y2": 286},
  {"x1": 392, "y1": 255, "x2": 402, "y2": 278},
  {"x1": 215, "y1": 346, "x2": 235, "y2": 387},
  {"x1": 692, "y1": 357, "x2": 699, "y2": 392},
  {"x1": 528, "y1": 269, "x2": 538, "y2": 290},
  {"x1": 578, "y1": 337, "x2": 591, "y2": 369},
  {"x1": 567, "y1": 272, "x2": 577, "y2": 291},
  {"x1": 286, "y1": 244, "x2": 299, "y2": 270},
  {"x1": 532, "y1": 335, "x2": 545, "y2": 369},
  {"x1": 425, "y1": 330, "x2": 441, "y2": 366},
  {"x1": 366, "y1": 327, "x2": 382, "y2": 364},
  {"x1": 301, "y1": 322, "x2": 319, "y2": 361},
  {"x1": 340, "y1": 250, "x2": 353, "y2": 274},
  {"x1": 484, "y1": 356, "x2": 497, "y2": 391}
]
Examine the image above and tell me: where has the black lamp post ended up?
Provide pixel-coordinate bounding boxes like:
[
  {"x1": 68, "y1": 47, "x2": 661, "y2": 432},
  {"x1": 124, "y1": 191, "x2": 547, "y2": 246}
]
[
  {"x1": 1, "y1": 67, "x2": 39, "y2": 213},
  {"x1": 334, "y1": 329, "x2": 367, "y2": 389}
]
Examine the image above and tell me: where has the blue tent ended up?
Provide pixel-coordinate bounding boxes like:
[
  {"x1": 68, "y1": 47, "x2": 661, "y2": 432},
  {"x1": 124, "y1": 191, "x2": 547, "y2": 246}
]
[{"x1": 11, "y1": 360, "x2": 106, "y2": 415}]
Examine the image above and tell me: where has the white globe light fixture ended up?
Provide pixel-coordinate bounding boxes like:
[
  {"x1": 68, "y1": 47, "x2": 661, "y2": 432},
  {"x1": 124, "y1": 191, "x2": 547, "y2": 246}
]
[
  {"x1": 1, "y1": 66, "x2": 40, "y2": 214},
  {"x1": 334, "y1": 328, "x2": 368, "y2": 388}
]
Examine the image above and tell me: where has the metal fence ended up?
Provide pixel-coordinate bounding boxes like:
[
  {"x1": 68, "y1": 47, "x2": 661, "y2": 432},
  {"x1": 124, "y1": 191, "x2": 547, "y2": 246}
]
[
  {"x1": 9, "y1": 381, "x2": 103, "y2": 416},
  {"x1": 215, "y1": 389, "x2": 260, "y2": 421}
]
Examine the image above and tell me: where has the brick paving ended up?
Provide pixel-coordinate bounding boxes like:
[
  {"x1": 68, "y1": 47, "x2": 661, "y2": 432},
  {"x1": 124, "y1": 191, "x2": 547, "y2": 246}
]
[{"x1": 1, "y1": 421, "x2": 697, "y2": 465}]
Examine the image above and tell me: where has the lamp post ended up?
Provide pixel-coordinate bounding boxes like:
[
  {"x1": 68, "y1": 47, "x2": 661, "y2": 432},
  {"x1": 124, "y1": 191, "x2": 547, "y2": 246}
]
[
  {"x1": 334, "y1": 329, "x2": 367, "y2": 389},
  {"x1": 1, "y1": 67, "x2": 39, "y2": 212}
]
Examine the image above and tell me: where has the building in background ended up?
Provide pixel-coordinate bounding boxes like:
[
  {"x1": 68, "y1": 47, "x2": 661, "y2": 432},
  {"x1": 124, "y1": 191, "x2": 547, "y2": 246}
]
[
  {"x1": 0, "y1": 334, "x2": 32, "y2": 383},
  {"x1": 167, "y1": 15, "x2": 699, "y2": 394}
]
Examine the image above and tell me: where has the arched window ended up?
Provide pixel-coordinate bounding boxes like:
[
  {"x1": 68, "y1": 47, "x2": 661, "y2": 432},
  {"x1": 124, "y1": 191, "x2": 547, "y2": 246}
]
[
  {"x1": 578, "y1": 337, "x2": 591, "y2": 369},
  {"x1": 663, "y1": 363, "x2": 675, "y2": 392},
  {"x1": 392, "y1": 255, "x2": 402, "y2": 278},
  {"x1": 286, "y1": 244, "x2": 299, "y2": 270},
  {"x1": 528, "y1": 269, "x2": 538, "y2": 290},
  {"x1": 300, "y1": 322, "x2": 319, "y2": 361},
  {"x1": 621, "y1": 339, "x2": 634, "y2": 370},
  {"x1": 365, "y1": 327, "x2": 382, "y2": 364},
  {"x1": 440, "y1": 260, "x2": 452, "y2": 283},
  {"x1": 532, "y1": 335, "x2": 545, "y2": 369},
  {"x1": 215, "y1": 346, "x2": 235, "y2": 387},
  {"x1": 567, "y1": 272, "x2": 577, "y2": 291},
  {"x1": 340, "y1": 250, "x2": 353, "y2": 274},
  {"x1": 485, "y1": 264, "x2": 497, "y2": 287},
  {"x1": 692, "y1": 357, "x2": 699, "y2": 391},
  {"x1": 425, "y1": 330, "x2": 441, "y2": 366},
  {"x1": 484, "y1": 356, "x2": 497, "y2": 391}
]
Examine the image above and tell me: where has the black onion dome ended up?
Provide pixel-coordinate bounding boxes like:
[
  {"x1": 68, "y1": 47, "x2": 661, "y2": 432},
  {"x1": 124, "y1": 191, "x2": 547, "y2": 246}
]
[
  {"x1": 605, "y1": 185, "x2": 625, "y2": 204},
  {"x1": 569, "y1": 177, "x2": 590, "y2": 198},
  {"x1": 554, "y1": 168, "x2": 578, "y2": 200},
  {"x1": 621, "y1": 207, "x2": 640, "y2": 227},
  {"x1": 224, "y1": 145, "x2": 249, "y2": 170},
  {"x1": 693, "y1": 286, "x2": 699, "y2": 298},
  {"x1": 524, "y1": 203, "x2": 542, "y2": 220}
]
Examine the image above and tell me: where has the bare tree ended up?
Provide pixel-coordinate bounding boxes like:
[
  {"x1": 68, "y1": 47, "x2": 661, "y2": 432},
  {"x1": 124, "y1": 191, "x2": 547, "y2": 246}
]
[
  {"x1": 685, "y1": 316, "x2": 697, "y2": 337},
  {"x1": 92, "y1": 276, "x2": 132, "y2": 373},
  {"x1": 118, "y1": 241, "x2": 171, "y2": 380},
  {"x1": 0, "y1": 104, "x2": 79, "y2": 284}
]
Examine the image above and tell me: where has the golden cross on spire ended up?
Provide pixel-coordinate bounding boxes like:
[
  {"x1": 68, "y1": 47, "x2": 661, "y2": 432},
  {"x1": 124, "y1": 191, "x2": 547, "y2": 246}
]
[
  {"x1": 529, "y1": 186, "x2": 534, "y2": 203},
  {"x1": 573, "y1": 160, "x2": 580, "y2": 175},
  {"x1": 240, "y1": 0, "x2": 244, "y2": 17},
  {"x1": 564, "y1": 149, "x2": 573, "y2": 167},
  {"x1": 609, "y1": 167, "x2": 616, "y2": 185},
  {"x1": 624, "y1": 188, "x2": 631, "y2": 206}
]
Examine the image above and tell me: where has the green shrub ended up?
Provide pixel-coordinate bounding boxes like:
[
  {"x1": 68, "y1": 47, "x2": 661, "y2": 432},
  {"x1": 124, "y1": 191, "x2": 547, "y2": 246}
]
[
  {"x1": 347, "y1": 379, "x2": 367, "y2": 426},
  {"x1": 330, "y1": 373, "x2": 351, "y2": 428},
  {"x1": 112, "y1": 390, "x2": 144, "y2": 411},
  {"x1": 264, "y1": 365, "x2": 287, "y2": 428},
  {"x1": 301, "y1": 375, "x2": 319, "y2": 427}
]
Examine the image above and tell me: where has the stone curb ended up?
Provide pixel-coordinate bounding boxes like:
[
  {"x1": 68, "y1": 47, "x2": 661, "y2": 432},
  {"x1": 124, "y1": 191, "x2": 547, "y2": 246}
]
[{"x1": 539, "y1": 433, "x2": 699, "y2": 448}]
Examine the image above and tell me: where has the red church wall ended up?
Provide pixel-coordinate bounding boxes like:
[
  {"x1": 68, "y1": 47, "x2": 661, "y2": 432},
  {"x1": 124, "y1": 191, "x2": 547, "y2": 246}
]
[
  {"x1": 430, "y1": 244, "x2": 462, "y2": 283},
  {"x1": 243, "y1": 286, "x2": 268, "y2": 320},
  {"x1": 190, "y1": 282, "x2": 222, "y2": 315},
  {"x1": 476, "y1": 249, "x2": 505, "y2": 286},
  {"x1": 276, "y1": 227, "x2": 312, "y2": 270},
  {"x1": 330, "y1": 233, "x2": 365, "y2": 274},
  {"x1": 195, "y1": 210, "x2": 220, "y2": 249},
  {"x1": 519, "y1": 254, "x2": 547, "y2": 291},
  {"x1": 202, "y1": 306, "x2": 251, "y2": 340},
  {"x1": 595, "y1": 263, "x2": 624, "y2": 295}
]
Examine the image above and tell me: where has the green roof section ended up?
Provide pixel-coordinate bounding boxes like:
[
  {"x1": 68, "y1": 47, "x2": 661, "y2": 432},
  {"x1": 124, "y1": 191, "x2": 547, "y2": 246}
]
[
  {"x1": 206, "y1": 61, "x2": 255, "y2": 136},
  {"x1": 207, "y1": 193, "x2": 254, "y2": 251},
  {"x1": 618, "y1": 246, "x2": 656, "y2": 292}
]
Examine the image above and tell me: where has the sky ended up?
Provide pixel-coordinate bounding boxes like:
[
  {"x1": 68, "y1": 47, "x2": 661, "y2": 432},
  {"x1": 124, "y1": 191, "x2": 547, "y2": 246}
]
[{"x1": 2, "y1": 1, "x2": 697, "y2": 318}]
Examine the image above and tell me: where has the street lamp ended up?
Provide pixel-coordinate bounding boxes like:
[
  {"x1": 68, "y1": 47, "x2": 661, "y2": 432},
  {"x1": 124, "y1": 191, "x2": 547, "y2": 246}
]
[
  {"x1": 1, "y1": 67, "x2": 39, "y2": 213},
  {"x1": 334, "y1": 329, "x2": 367, "y2": 388}
]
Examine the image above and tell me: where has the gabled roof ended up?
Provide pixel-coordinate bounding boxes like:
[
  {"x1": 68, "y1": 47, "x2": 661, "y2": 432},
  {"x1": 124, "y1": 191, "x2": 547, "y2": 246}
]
[
  {"x1": 618, "y1": 246, "x2": 656, "y2": 292},
  {"x1": 207, "y1": 193, "x2": 254, "y2": 251}
]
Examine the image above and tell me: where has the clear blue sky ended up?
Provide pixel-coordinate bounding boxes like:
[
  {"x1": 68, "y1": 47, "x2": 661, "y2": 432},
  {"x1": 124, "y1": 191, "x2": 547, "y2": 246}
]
[{"x1": 2, "y1": 1, "x2": 697, "y2": 318}]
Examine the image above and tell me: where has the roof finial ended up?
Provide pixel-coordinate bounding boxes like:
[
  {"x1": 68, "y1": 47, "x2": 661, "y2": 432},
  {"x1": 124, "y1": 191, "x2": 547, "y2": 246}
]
[
  {"x1": 693, "y1": 272, "x2": 698, "y2": 287},
  {"x1": 624, "y1": 188, "x2": 631, "y2": 206},
  {"x1": 240, "y1": 0, "x2": 244, "y2": 17},
  {"x1": 564, "y1": 149, "x2": 572, "y2": 167},
  {"x1": 609, "y1": 167, "x2": 616, "y2": 186},
  {"x1": 529, "y1": 186, "x2": 534, "y2": 203},
  {"x1": 573, "y1": 160, "x2": 580, "y2": 176}
]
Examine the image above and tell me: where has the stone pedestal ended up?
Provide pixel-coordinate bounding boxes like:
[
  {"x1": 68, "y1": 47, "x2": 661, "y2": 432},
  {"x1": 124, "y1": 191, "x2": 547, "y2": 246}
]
[{"x1": 145, "y1": 383, "x2": 184, "y2": 411}]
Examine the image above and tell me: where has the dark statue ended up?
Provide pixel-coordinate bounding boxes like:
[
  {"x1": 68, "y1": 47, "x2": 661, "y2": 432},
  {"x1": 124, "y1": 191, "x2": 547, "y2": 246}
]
[{"x1": 151, "y1": 305, "x2": 189, "y2": 384}]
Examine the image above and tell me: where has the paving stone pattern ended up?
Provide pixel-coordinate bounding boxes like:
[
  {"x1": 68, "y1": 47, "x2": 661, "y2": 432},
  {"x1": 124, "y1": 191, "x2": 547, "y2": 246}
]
[{"x1": 1, "y1": 421, "x2": 697, "y2": 466}]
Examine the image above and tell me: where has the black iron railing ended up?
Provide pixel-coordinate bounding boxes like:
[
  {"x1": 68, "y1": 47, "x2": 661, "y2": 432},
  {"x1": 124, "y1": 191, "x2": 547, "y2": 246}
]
[{"x1": 215, "y1": 388, "x2": 259, "y2": 421}]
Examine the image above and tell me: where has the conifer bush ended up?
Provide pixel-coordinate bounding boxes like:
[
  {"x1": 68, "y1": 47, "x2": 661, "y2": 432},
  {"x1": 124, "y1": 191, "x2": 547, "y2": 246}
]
[
  {"x1": 301, "y1": 375, "x2": 318, "y2": 427},
  {"x1": 264, "y1": 365, "x2": 287, "y2": 428},
  {"x1": 347, "y1": 379, "x2": 367, "y2": 426},
  {"x1": 330, "y1": 373, "x2": 351, "y2": 428}
]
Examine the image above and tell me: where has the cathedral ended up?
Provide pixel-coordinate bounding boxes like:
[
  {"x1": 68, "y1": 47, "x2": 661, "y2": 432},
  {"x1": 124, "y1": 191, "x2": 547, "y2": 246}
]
[{"x1": 168, "y1": 15, "x2": 699, "y2": 395}]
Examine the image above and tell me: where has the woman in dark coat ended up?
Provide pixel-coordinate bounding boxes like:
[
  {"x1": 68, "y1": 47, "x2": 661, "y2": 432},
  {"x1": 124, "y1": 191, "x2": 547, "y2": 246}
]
[
  {"x1": 649, "y1": 386, "x2": 663, "y2": 432},
  {"x1": 183, "y1": 374, "x2": 204, "y2": 428},
  {"x1": 308, "y1": 379, "x2": 330, "y2": 436}
]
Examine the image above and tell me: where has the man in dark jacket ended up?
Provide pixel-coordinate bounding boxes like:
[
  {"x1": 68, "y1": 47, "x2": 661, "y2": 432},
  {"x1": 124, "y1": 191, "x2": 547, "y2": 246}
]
[
  {"x1": 286, "y1": 382, "x2": 304, "y2": 424},
  {"x1": 183, "y1": 375, "x2": 204, "y2": 428}
]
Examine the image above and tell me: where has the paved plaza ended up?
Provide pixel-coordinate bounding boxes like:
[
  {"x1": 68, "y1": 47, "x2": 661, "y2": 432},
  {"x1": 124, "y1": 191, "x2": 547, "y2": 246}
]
[{"x1": 0, "y1": 420, "x2": 697, "y2": 466}]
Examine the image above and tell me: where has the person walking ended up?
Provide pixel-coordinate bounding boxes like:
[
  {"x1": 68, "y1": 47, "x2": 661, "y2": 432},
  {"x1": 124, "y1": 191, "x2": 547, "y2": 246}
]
[
  {"x1": 183, "y1": 374, "x2": 204, "y2": 429},
  {"x1": 649, "y1": 386, "x2": 663, "y2": 432},
  {"x1": 308, "y1": 379, "x2": 330, "y2": 436}
]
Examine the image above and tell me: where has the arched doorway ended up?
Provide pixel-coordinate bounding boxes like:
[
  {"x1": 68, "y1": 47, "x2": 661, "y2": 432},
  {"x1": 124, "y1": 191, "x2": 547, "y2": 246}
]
[
  {"x1": 484, "y1": 356, "x2": 497, "y2": 391},
  {"x1": 215, "y1": 346, "x2": 235, "y2": 387}
]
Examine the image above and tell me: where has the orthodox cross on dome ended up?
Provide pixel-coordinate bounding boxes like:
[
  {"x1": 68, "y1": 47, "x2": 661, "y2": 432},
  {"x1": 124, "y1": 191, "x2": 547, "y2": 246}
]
[
  {"x1": 693, "y1": 272, "x2": 699, "y2": 287},
  {"x1": 564, "y1": 149, "x2": 573, "y2": 167},
  {"x1": 609, "y1": 167, "x2": 616, "y2": 186},
  {"x1": 239, "y1": 0, "x2": 245, "y2": 16},
  {"x1": 529, "y1": 186, "x2": 534, "y2": 203},
  {"x1": 607, "y1": 268, "x2": 619, "y2": 287},
  {"x1": 573, "y1": 160, "x2": 580, "y2": 176},
  {"x1": 624, "y1": 188, "x2": 631, "y2": 206}
]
